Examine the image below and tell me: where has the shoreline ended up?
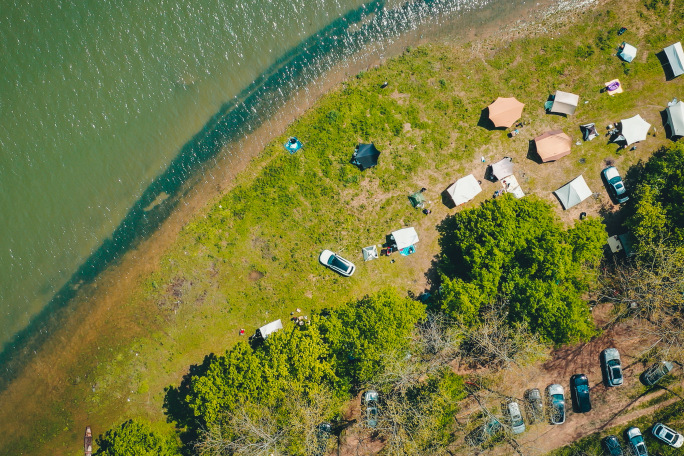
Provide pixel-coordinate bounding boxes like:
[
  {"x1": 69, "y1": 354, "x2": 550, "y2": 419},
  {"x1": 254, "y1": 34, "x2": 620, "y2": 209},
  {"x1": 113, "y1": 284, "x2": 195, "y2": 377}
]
[{"x1": 0, "y1": 0, "x2": 623, "y2": 453}]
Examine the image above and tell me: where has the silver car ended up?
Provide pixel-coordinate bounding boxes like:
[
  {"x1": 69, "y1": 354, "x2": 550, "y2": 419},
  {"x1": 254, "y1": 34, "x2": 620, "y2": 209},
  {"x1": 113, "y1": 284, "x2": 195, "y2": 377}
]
[
  {"x1": 652, "y1": 423, "x2": 684, "y2": 448},
  {"x1": 319, "y1": 250, "x2": 355, "y2": 276},
  {"x1": 547, "y1": 384, "x2": 565, "y2": 425},
  {"x1": 506, "y1": 401, "x2": 525, "y2": 434},
  {"x1": 601, "y1": 348, "x2": 623, "y2": 386},
  {"x1": 363, "y1": 390, "x2": 379, "y2": 428},
  {"x1": 641, "y1": 361, "x2": 674, "y2": 386}
]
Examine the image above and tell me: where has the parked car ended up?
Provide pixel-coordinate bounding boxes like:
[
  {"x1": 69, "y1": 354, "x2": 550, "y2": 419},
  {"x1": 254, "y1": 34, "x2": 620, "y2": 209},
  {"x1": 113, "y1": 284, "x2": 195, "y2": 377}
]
[
  {"x1": 312, "y1": 422, "x2": 333, "y2": 456},
  {"x1": 641, "y1": 361, "x2": 674, "y2": 386},
  {"x1": 652, "y1": 422, "x2": 684, "y2": 448},
  {"x1": 506, "y1": 401, "x2": 525, "y2": 434},
  {"x1": 524, "y1": 388, "x2": 544, "y2": 423},
  {"x1": 319, "y1": 250, "x2": 355, "y2": 276},
  {"x1": 626, "y1": 427, "x2": 648, "y2": 456},
  {"x1": 570, "y1": 374, "x2": 592, "y2": 413},
  {"x1": 602, "y1": 166, "x2": 629, "y2": 203},
  {"x1": 465, "y1": 417, "x2": 502, "y2": 446},
  {"x1": 363, "y1": 390, "x2": 379, "y2": 428},
  {"x1": 601, "y1": 348, "x2": 624, "y2": 386},
  {"x1": 546, "y1": 384, "x2": 565, "y2": 425},
  {"x1": 602, "y1": 435, "x2": 624, "y2": 456}
]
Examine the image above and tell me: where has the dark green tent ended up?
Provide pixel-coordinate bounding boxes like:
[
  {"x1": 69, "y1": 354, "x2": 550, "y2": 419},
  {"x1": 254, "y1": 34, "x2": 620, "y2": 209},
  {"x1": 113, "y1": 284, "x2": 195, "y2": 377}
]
[{"x1": 408, "y1": 191, "x2": 426, "y2": 208}]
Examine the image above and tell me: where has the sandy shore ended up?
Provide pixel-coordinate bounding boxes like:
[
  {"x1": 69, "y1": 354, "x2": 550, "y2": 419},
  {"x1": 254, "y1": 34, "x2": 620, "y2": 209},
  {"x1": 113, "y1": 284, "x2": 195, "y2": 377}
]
[{"x1": 0, "y1": 0, "x2": 613, "y2": 453}]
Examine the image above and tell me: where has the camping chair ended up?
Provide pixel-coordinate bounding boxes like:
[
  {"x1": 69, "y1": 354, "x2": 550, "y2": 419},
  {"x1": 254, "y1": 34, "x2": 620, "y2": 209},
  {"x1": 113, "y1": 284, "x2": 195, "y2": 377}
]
[{"x1": 544, "y1": 100, "x2": 554, "y2": 112}]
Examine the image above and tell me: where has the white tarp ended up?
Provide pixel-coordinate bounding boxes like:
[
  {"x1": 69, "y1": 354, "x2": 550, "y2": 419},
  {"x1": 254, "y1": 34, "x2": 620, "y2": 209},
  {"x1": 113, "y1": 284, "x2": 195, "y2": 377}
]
[
  {"x1": 550, "y1": 90, "x2": 580, "y2": 115},
  {"x1": 447, "y1": 174, "x2": 482, "y2": 205},
  {"x1": 501, "y1": 175, "x2": 525, "y2": 199},
  {"x1": 362, "y1": 245, "x2": 378, "y2": 261},
  {"x1": 666, "y1": 100, "x2": 684, "y2": 137},
  {"x1": 621, "y1": 114, "x2": 651, "y2": 145},
  {"x1": 491, "y1": 157, "x2": 514, "y2": 180},
  {"x1": 554, "y1": 175, "x2": 593, "y2": 210},
  {"x1": 664, "y1": 42, "x2": 684, "y2": 77},
  {"x1": 257, "y1": 319, "x2": 283, "y2": 339},
  {"x1": 392, "y1": 227, "x2": 419, "y2": 250},
  {"x1": 618, "y1": 43, "x2": 637, "y2": 62}
]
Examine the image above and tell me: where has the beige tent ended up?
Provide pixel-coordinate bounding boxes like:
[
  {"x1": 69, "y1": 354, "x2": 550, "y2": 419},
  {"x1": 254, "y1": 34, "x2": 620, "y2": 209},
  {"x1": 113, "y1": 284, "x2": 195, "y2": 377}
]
[
  {"x1": 446, "y1": 174, "x2": 482, "y2": 205},
  {"x1": 550, "y1": 90, "x2": 580, "y2": 115},
  {"x1": 535, "y1": 130, "x2": 572, "y2": 162},
  {"x1": 487, "y1": 97, "x2": 525, "y2": 128}
]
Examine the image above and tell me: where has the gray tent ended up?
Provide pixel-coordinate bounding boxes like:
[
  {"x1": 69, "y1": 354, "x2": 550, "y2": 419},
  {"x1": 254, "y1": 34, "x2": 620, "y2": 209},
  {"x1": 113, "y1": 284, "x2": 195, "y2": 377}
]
[
  {"x1": 554, "y1": 175, "x2": 592, "y2": 210},
  {"x1": 490, "y1": 157, "x2": 514, "y2": 180},
  {"x1": 362, "y1": 245, "x2": 378, "y2": 261},
  {"x1": 664, "y1": 42, "x2": 684, "y2": 78},
  {"x1": 550, "y1": 90, "x2": 580, "y2": 115},
  {"x1": 666, "y1": 100, "x2": 684, "y2": 137}
]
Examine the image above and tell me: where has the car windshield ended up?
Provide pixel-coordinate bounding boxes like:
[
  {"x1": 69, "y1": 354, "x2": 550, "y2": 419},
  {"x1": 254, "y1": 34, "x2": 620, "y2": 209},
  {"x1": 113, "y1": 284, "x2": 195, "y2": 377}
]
[
  {"x1": 512, "y1": 415, "x2": 523, "y2": 427},
  {"x1": 552, "y1": 394, "x2": 564, "y2": 404},
  {"x1": 329, "y1": 256, "x2": 348, "y2": 270}
]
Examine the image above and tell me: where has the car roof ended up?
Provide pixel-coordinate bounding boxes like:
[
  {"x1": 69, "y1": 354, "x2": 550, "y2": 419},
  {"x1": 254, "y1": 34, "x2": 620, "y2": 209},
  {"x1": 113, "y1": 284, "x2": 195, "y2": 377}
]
[
  {"x1": 548, "y1": 384, "x2": 564, "y2": 395},
  {"x1": 602, "y1": 348, "x2": 620, "y2": 359},
  {"x1": 604, "y1": 166, "x2": 620, "y2": 179}
]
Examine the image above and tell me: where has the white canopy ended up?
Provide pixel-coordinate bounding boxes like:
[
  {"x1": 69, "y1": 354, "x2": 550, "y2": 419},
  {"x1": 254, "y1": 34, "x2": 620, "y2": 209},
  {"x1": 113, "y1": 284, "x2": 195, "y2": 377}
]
[
  {"x1": 618, "y1": 43, "x2": 637, "y2": 62},
  {"x1": 554, "y1": 175, "x2": 592, "y2": 210},
  {"x1": 491, "y1": 157, "x2": 514, "y2": 180},
  {"x1": 664, "y1": 42, "x2": 684, "y2": 77},
  {"x1": 666, "y1": 100, "x2": 684, "y2": 137},
  {"x1": 502, "y1": 175, "x2": 525, "y2": 199},
  {"x1": 362, "y1": 245, "x2": 378, "y2": 261},
  {"x1": 447, "y1": 174, "x2": 482, "y2": 205},
  {"x1": 621, "y1": 114, "x2": 651, "y2": 145},
  {"x1": 391, "y1": 227, "x2": 419, "y2": 250},
  {"x1": 550, "y1": 90, "x2": 580, "y2": 115},
  {"x1": 257, "y1": 319, "x2": 283, "y2": 339}
]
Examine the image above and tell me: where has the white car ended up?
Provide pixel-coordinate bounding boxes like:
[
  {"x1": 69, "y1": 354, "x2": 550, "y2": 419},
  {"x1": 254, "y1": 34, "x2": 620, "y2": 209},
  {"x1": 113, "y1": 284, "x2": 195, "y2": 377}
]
[
  {"x1": 507, "y1": 401, "x2": 525, "y2": 434},
  {"x1": 547, "y1": 384, "x2": 566, "y2": 425},
  {"x1": 652, "y1": 423, "x2": 684, "y2": 448},
  {"x1": 319, "y1": 250, "x2": 355, "y2": 276}
]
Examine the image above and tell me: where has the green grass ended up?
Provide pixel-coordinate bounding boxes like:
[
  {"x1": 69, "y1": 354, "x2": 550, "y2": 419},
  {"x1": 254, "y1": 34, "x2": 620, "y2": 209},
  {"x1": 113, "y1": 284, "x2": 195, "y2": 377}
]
[{"x1": 4, "y1": 0, "x2": 684, "y2": 453}]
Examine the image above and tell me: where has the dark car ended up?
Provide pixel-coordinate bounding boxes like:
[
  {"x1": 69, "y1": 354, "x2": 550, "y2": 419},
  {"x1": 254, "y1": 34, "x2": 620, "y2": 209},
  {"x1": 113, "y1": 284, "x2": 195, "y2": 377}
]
[
  {"x1": 570, "y1": 374, "x2": 591, "y2": 413},
  {"x1": 641, "y1": 361, "x2": 674, "y2": 386},
  {"x1": 524, "y1": 388, "x2": 544, "y2": 423},
  {"x1": 601, "y1": 348, "x2": 624, "y2": 386},
  {"x1": 626, "y1": 427, "x2": 648, "y2": 456},
  {"x1": 602, "y1": 166, "x2": 629, "y2": 203},
  {"x1": 465, "y1": 417, "x2": 502, "y2": 446},
  {"x1": 312, "y1": 422, "x2": 333, "y2": 456},
  {"x1": 602, "y1": 435, "x2": 623, "y2": 456}
]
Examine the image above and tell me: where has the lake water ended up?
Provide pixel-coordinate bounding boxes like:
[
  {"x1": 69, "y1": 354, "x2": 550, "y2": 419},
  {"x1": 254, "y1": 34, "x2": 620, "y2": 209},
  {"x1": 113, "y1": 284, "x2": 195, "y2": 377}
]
[{"x1": 0, "y1": 0, "x2": 540, "y2": 353}]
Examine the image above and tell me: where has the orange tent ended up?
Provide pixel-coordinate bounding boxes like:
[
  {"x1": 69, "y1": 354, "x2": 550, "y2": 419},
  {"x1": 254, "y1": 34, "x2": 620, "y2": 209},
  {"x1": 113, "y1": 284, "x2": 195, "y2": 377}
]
[
  {"x1": 487, "y1": 97, "x2": 525, "y2": 128},
  {"x1": 534, "y1": 130, "x2": 572, "y2": 162}
]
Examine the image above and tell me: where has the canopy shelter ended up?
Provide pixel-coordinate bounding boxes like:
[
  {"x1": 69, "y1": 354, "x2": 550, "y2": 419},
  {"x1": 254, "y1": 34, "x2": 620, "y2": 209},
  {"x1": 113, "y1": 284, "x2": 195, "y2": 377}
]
[
  {"x1": 581, "y1": 123, "x2": 599, "y2": 141},
  {"x1": 255, "y1": 319, "x2": 283, "y2": 340},
  {"x1": 618, "y1": 42, "x2": 637, "y2": 62},
  {"x1": 446, "y1": 174, "x2": 482, "y2": 205},
  {"x1": 408, "y1": 191, "x2": 426, "y2": 208},
  {"x1": 490, "y1": 157, "x2": 514, "y2": 180},
  {"x1": 487, "y1": 97, "x2": 525, "y2": 128},
  {"x1": 351, "y1": 143, "x2": 381, "y2": 170},
  {"x1": 391, "y1": 227, "x2": 419, "y2": 250},
  {"x1": 620, "y1": 114, "x2": 651, "y2": 145},
  {"x1": 362, "y1": 245, "x2": 378, "y2": 261},
  {"x1": 550, "y1": 90, "x2": 580, "y2": 115},
  {"x1": 666, "y1": 100, "x2": 684, "y2": 137},
  {"x1": 554, "y1": 175, "x2": 592, "y2": 210},
  {"x1": 534, "y1": 130, "x2": 572, "y2": 162},
  {"x1": 664, "y1": 42, "x2": 684, "y2": 78}
]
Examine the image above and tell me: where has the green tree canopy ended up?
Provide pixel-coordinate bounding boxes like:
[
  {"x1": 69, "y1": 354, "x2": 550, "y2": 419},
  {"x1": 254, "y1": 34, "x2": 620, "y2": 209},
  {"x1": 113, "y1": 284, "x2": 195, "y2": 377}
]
[
  {"x1": 94, "y1": 420, "x2": 179, "y2": 456},
  {"x1": 317, "y1": 288, "x2": 426, "y2": 387},
  {"x1": 627, "y1": 144, "x2": 684, "y2": 246},
  {"x1": 437, "y1": 195, "x2": 604, "y2": 344}
]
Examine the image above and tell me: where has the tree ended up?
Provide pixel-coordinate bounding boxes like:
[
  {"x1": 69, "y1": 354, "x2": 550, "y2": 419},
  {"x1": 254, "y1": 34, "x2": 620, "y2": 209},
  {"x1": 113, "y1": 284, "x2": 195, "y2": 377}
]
[
  {"x1": 317, "y1": 288, "x2": 426, "y2": 387},
  {"x1": 94, "y1": 420, "x2": 179, "y2": 456},
  {"x1": 437, "y1": 195, "x2": 604, "y2": 344}
]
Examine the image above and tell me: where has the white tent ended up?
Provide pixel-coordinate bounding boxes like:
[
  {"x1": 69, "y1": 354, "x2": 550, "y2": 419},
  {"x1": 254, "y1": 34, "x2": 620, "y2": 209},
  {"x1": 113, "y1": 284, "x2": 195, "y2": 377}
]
[
  {"x1": 618, "y1": 43, "x2": 637, "y2": 62},
  {"x1": 447, "y1": 174, "x2": 482, "y2": 205},
  {"x1": 362, "y1": 245, "x2": 378, "y2": 261},
  {"x1": 666, "y1": 100, "x2": 684, "y2": 137},
  {"x1": 621, "y1": 114, "x2": 651, "y2": 145},
  {"x1": 664, "y1": 42, "x2": 684, "y2": 77},
  {"x1": 550, "y1": 90, "x2": 580, "y2": 115},
  {"x1": 491, "y1": 157, "x2": 514, "y2": 180},
  {"x1": 256, "y1": 319, "x2": 283, "y2": 340},
  {"x1": 391, "y1": 227, "x2": 419, "y2": 250},
  {"x1": 554, "y1": 175, "x2": 593, "y2": 210}
]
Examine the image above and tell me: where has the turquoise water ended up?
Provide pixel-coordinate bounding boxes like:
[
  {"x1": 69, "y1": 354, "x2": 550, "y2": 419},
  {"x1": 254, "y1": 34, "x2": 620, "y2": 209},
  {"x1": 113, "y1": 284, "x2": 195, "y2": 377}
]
[{"x1": 0, "y1": 0, "x2": 528, "y2": 355}]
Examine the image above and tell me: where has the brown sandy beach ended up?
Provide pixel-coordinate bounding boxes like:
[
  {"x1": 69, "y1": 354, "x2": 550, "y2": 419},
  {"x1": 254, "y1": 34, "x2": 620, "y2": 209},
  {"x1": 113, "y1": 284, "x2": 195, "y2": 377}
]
[{"x1": 0, "y1": 0, "x2": 648, "y2": 453}]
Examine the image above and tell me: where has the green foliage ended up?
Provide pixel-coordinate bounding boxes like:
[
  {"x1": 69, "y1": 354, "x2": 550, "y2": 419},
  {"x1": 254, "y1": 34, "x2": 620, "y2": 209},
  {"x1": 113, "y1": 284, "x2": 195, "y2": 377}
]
[
  {"x1": 94, "y1": 420, "x2": 179, "y2": 456},
  {"x1": 318, "y1": 288, "x2": 426, "y2": 386},
  {"x1": 574, "y1": 43, "x2": 595, "y2": 59},
  {"x1": 437, "y1": 196, "x2": 603, "y2": 344},
  {"x1": 183, "y1": 324, "x2": 338, "y2": 426},
  {"x1": 627, "y1": 144, "x2": 684, "y2": 246}
]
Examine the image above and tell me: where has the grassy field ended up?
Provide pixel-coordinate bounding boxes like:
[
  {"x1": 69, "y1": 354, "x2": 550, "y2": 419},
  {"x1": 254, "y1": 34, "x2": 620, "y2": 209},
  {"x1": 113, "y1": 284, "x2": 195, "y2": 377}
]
[{"x1": 1, "y1": 0, "x2": 684, "y2": 453}]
